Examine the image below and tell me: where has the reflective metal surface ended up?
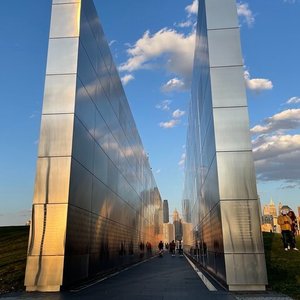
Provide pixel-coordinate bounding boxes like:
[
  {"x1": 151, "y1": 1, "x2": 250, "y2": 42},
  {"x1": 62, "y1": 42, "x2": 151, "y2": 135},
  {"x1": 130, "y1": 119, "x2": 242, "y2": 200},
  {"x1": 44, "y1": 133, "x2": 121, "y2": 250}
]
[
  {"x1": 49, "y1": 3, "x2": 81, "y2": 38},
  {"x1": 210, "y1": 66, "x2": 247, "y2": 107},
  {"x1": 38, "y1": 114, "x2": 74, "y2": 157},
  {"x1": 42, "y1": 74, "x2": 76, "y2": 114},
  {"x1": 183, "y1": 0, "x2": 267, "y2": 291},
  {"x1": 213, "y1": 107, "x2": 252, "y2": 152},
  {"x1": 33, "y1": 157, "x2": 71, "y2": 204},
  {"x1": 25, "y1": 0, "x2": 162, "y2": 292},
  {"x1": 46, "y1": 38, "x2": 79, "y2": 75}
]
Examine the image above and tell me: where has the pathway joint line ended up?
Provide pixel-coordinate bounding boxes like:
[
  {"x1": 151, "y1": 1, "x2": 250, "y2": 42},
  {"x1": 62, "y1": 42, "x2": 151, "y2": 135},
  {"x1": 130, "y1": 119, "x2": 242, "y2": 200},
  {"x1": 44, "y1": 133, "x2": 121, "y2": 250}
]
[{"x1": 184, "y1": 254, "x2": 217, "y2": 291}]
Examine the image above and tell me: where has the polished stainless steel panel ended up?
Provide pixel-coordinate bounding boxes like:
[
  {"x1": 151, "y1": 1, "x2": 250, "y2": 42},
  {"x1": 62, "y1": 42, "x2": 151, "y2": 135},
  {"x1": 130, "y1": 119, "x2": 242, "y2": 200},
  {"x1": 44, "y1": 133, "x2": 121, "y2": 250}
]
[
  {"x1": 25, "y1": 255, "x2": 64, "y2": 292},
  {"x1": 213, "y1": 107, "x2": 252, "y2": 151},
  {"x1": 205, "y1": 0, "x2": 238, "y2": 30},
  {"x1": 49, "y1": 3, "x2": 81, "y2": 38},
  {"x1": 65, "y1": 205, "x2": 91, "y2": 255},
  {"x1": 38, "y1": 114, "x2": 74, "y2": 157},
  {"x1": 210, "y1": 66, "x2": 247, "y2": 108},
  {"x1": 72, "y1": 116, "x2": 94, "y2": 171},
  {"x1": 77, "y1": 43, "x2": 98, "y2": 103},
  {"x1": 106, "y1": 191, "x2": 124, "y2": 223},
  {"x1": 79, "y1": 13, "x2": 107, "y2": 84},
  {"x1": 201, "y1": 118, "x2": 216, "y2": 169},
  {"x1": 184, "y1": 0, "x2": 267, "y2": 291},
  {"x1": 208, "y1": 28, "x2": 243, "y2": 67},
  {"x1": 75, "y1": 78, "x2": 96, "y2": 137},
  {"x1": 69, "y1": 158, "x2": 92, "y2": 211},
  {"x1": 224, "y1": 253, "x2": 268, "y2": 289},
  {"x1": 26, "y1": 0, "x2": 162, "y2": 292},
  {"x1": 42, "y1": 75, "x2": 76, "y2": 114},
  {"x1": 203, "y1": 158, "x2": 219, "y2": 211},
  {"x1": 107, "y1": 159, "x2": 118, "y2": 194},
  {"x1": 33, "y1": 157, "x2": 71, "y2": 204},
  {"x1": 46, "y1": 38, "x2": 79, "y2": 75},
  {"x1": 27, "y1": 204, "x2": 68, "y2": 256},
  {"x1": 216, "y1": 152, "x2": 258, "y2": 200},
  {"x1": 95, "y1": 110, "x2": 107, "y2": 143},
  {"x1": 63, "y1": 255, "x2": 89, "y2": 285},
  {"x1": 91, "y1": 177, "x2": 107, "y2": 217},
  {"x1": 221, "y1": 200, "x2": 265, "y2": 253},
  {"x1": 93, "y1": 143, "x2": 108, "y2": 185}
]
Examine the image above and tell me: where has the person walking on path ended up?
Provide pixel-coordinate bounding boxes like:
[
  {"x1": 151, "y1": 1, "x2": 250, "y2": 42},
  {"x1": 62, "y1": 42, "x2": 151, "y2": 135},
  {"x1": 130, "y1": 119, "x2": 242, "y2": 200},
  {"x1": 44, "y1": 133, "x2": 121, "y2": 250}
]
[
  {"x1": 288, "y1": 210, "x2": 298, "y2": 246},
  {"x1": 278, "y1": 206, "x2": 298, "y2": 251},
  {"x1": 169, "y1": 240, "x2": 176, "y2": 257},
  {"x1": 158, "y1": 240, "x2": 164, "y2": 257}
]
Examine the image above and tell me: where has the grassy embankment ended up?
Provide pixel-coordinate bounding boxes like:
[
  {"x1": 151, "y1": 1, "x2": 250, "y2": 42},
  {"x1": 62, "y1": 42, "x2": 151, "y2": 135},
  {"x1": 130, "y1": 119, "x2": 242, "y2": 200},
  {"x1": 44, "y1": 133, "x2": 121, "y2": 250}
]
[
  {"x1": 0, "y1": 226, "x2": 29, "y2": 294},
  {"x1": 263, "y1": 232, "x2": 300, "y2": 300},
  {"x1": 0, "y1": 227, "x2": 299, "y2": 299}
]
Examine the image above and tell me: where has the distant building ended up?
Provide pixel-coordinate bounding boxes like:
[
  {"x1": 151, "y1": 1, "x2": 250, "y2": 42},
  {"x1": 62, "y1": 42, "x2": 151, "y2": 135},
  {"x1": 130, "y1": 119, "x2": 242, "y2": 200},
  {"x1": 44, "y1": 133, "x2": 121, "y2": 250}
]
[
  {"x1": 263, "y1": 198, "x2": 277, "y2": 217},
  {"x1": 163, "y1": 200, "x2": 169, "y2": 223},
  {"x1": 262, "y1": 198, "x2": 280, "y2": 233},
  {"x1": 172, "y1": 209, "x2": 180, "y2": 222},
  {"x1": 261, "y1": 215, "x2": 273, "y2": 232},
  {"x1": 172, "y1": 209, "x2": 183, "y2": 241},
  {"x1": 163, "y1": 223, "x2": 174, "y2": 243}
]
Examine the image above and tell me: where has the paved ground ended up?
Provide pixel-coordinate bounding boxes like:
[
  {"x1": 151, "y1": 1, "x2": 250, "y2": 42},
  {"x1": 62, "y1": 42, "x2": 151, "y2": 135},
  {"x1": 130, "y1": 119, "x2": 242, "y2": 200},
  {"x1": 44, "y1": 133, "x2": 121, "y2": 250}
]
[{"x1": 0, "y1": 252, "x2": 293, "y2": 300}]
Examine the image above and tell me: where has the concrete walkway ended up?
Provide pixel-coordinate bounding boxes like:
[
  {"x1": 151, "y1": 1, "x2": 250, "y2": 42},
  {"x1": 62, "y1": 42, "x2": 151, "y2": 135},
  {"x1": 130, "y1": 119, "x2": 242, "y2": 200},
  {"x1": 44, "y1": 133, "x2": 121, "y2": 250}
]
[{"x1": 1, "y1": 252, "x2": 293, "y2": 300}]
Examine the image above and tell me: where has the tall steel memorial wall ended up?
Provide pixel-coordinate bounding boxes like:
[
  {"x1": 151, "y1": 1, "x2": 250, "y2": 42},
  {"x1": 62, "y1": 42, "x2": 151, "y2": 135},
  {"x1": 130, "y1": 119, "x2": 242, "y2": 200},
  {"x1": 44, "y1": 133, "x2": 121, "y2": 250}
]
[
  {"x1": 25, "y1": 0, "x2": 162, "y2": 292},
  {"x1": 183, "y1": 0, "x2": 268, "y2": 291}
]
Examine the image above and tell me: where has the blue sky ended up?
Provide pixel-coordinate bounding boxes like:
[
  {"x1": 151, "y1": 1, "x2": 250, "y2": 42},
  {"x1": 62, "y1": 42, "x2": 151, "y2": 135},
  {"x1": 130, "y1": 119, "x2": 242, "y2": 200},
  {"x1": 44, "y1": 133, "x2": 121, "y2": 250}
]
[{"x1": 0, "y1": 0, "x2": 299, "y2": 225}]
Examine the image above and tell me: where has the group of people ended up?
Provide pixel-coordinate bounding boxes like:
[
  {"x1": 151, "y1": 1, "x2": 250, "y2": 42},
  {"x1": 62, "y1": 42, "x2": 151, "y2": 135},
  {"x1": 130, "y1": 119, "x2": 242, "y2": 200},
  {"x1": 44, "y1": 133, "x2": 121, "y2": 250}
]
[
  {"x1": 157, "y1": 240, "x2": 183, "y2": 257},
  {"x1": 278, "y1": 207, "x2": 298, "y2": 251}
]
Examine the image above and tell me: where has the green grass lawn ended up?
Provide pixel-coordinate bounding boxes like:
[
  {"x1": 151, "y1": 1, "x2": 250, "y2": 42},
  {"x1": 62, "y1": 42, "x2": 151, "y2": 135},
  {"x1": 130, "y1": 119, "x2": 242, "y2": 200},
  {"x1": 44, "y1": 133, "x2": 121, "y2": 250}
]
[
  {"x1": 263, "y1": 232, "x2": 300, "y2": 300},
  {"x1": 0, "y1": 226, "x2": 29, "y2": 294},
  {"x1": 0, "y1": 227, "x2": 299, "y2": 298}
]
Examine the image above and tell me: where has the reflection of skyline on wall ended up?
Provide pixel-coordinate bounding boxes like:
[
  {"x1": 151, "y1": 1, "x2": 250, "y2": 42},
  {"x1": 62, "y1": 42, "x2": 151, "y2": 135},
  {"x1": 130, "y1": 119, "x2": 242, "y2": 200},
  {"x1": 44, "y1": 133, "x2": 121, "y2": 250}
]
[
  {"x1": 25, "y1": 0, "x2": 162, "y2": 292},
  {"x1": 183, "y1": 0, "x2": 267, "y2": 291},
  {"x1": 182, "y1": 199, "x2": 191, "y2": 223},
  {"x1": 163, "y1": 199, "x2": 169, "y2": 223}
]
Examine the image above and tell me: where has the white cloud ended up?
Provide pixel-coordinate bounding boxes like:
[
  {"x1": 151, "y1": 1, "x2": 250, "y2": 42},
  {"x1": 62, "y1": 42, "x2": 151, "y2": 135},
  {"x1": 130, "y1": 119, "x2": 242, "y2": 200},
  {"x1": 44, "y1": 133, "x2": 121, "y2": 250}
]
[
  {"x1": 121, "y1": 74, "x2": 134, "y2": 85},
  {"x1": 172, "y1": 109, "x2": 185, "y2": 119},
  {"x1": 162, "y1": 78, "x2": 185, "y2": 92},
  {"x1": 159, "y1": 119, "x2": 180, "y2": 129},
  {"x1": 253, "y1": 134, "x2": 300, "y2": 183},
  {"x1": 185, "y1": 0, "x2": 198, "y2": 15},
  {"x1": 178, "y1": 152, "x2": 186, "y2": 167},
  {"x1": 119, "y1": 28, "x2": 195, "y2": 89},
  {"x1": 175, "y1": 1, "x2": 197, "y2": 29},
  {"x1": 156, "y1": 169, "x2": 161, "y2": 174},
  {"x1": 244, "y1": 70, "x2": 273, "y2": 92},
  {"x1": 286, "y1": 96, "x2": 300, "y2": 104},
  {"x1": 155, "y1": 99, "x2": 172, "y2": 111},
  {"x1": 176, "y1": 20, "x2": 193, "y2": 28},
  {"x1": 251, "y1": 106, "x2": 300, "y2": 185},
  {"x1": 251, "y1": 109, "x2": 300, "y2": 135},
  {"x1": 237, "y1": 2, "x2": 255, "y2": 27},
  {"x1": 109, "y1": 40, "x2": 116, "y2": 46}
]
